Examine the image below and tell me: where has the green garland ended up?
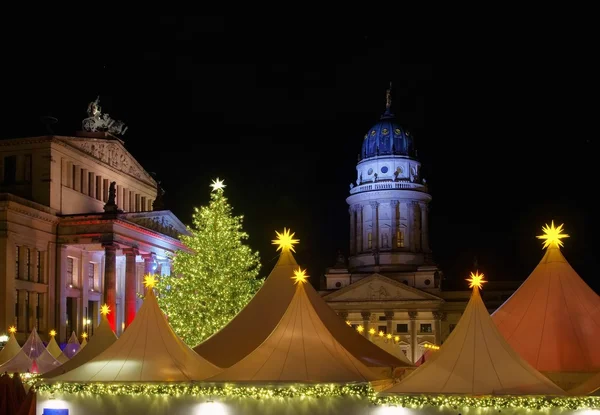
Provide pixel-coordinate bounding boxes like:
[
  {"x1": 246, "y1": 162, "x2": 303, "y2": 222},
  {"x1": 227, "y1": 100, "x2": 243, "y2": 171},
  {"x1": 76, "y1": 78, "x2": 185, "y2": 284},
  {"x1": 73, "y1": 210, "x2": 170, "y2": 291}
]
[{"x1": 24, "y1": 378, "x2": 600, "y2": 409}]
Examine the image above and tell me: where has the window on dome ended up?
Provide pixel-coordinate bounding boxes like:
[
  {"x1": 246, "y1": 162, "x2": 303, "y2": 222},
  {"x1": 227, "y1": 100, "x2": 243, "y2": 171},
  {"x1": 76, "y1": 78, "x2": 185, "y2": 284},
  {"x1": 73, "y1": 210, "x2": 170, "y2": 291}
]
[
  {"x1": 381, "y1": 166, "x2": 389, "y2": 173},
  {"x1": 367, "y1": 168, "x2": 373, "y2": 175}
]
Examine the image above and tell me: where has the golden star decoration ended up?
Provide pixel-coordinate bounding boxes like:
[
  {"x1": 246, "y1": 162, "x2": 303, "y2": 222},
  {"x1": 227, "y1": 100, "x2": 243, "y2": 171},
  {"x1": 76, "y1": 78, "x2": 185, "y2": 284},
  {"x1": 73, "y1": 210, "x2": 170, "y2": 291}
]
[
  {"x1": 100, "y1": 304, "x2": 111, "y2": 316},
  {"x1": 536, "y1": 220, "x2": 569, "y2": 249},
  {"x1": 368, "y1": 328, "x2": 376, "y2": 336},
  {"x1": 356, "y1": 325, "x2": 364, "y2": 333},
  {"x1": 292, "y1": 268, "x2": 309, "y2": 285},
  {"x1": 210, "y1": 178, "x2": 226, "y2": 192},
  {"x1": 49, "y1": 329, "x2": 57, "y2": 337},
  {"x1": 144, "y1": 274, "x2": 158, "y2": 289},
  {"x1": 272, "y1": 228, "x2": 299, "y2": 253},
  {"x1": 82, "y1": 332, "x2": 88, "y2": 339},
  {"x1": 466, "y1": 271, "x2": 487, "y2": 290},
  {"x1": 8, "y1": 326, "x2": 16, "y2": 334}
]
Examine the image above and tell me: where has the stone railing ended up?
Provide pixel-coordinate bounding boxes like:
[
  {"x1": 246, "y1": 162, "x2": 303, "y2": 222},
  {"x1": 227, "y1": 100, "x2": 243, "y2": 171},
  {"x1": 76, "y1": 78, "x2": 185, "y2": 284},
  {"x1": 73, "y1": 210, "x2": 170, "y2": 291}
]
[{"x1": 350, "y1": 181, "x2": 427, "y2": 194}]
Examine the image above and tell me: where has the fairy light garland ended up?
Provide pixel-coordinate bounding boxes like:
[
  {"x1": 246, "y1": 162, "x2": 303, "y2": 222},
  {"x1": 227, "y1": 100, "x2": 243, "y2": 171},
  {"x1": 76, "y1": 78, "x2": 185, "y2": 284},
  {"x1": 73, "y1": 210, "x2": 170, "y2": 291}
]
[{"x1": 23, "y1": 377, "x2": 600, "y2": 409}]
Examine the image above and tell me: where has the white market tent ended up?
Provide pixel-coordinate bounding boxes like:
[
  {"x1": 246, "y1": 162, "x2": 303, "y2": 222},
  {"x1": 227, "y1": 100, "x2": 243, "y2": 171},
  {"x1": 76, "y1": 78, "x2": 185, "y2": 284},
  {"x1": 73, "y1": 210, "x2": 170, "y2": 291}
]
[
  {"x1": 492, "y1": 223, "x2": 600, "y2": 373},
  {"x1": 43, "y1": 313, "x2": 117, "y2": 378},
  {"x1": 0, "y1": 331, "x2": 21, "y2": 366},
  {"x1": 0, "y1": 328, "x2": 60, "y2": 374},
  {"x1": 195, "y1": 229, "x2": 408, "y2": 372},
  {"x1": 208, "y1": 267, "x2": 382, "y2": 382},
  {"x1": 383, "y1": 273, "x2": 564, "y2": 395},
  {"x1": 52, "y1": 277, "x2": 221, "y2": 382}
]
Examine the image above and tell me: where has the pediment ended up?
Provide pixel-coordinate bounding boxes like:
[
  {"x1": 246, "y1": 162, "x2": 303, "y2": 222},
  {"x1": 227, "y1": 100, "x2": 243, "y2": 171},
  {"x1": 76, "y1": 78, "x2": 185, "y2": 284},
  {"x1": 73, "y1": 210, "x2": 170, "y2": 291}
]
[
  {"x1": 122, "y1": 210, "x2": 190, "y2": 239},
  {"x1": 56, "y1": 137, "x2": 156, "y2": 187},
  {"x1": 323, "y1": 274, "x2": 443, "y2": 303}
]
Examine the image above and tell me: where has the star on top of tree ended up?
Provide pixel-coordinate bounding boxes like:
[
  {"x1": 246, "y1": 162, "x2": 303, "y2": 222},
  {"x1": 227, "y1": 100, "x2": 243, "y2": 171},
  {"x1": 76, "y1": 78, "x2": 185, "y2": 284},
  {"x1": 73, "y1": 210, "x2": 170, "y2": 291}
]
[
  {"x1": 292, "y1": 267, "x2": 308, "y2": 285},
  {"x1": 272, "y1": 228, "x2": 300, "y2": 253},
  {"x1": 536, "y1": 220, "x2": 569, "y2": 249},
  {"x1": 210, "y1": 178, "x2": 226, "y2": 192},
  {"x1": 466, "y1": 271, "x2": 487, "y2": 290}
]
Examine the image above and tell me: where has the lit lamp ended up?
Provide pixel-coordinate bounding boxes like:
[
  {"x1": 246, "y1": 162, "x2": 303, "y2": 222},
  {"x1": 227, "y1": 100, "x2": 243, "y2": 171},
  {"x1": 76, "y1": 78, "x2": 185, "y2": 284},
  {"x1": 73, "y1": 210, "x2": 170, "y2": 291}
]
[{"x1": 0, "y1": 334, "x2": 8, "y2": 343}]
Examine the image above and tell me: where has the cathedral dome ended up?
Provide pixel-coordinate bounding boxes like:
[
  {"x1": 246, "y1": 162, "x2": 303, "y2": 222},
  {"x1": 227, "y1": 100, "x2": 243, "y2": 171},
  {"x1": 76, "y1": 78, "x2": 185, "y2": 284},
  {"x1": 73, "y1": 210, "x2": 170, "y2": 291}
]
[{"x1": 360, "y1": 89, "x2": 415, "y2": 160}]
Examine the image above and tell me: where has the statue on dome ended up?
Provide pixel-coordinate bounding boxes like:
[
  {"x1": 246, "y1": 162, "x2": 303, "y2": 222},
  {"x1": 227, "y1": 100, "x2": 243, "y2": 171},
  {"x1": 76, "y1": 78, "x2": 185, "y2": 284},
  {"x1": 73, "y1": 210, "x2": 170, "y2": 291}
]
[{"x1": 82, "y1": 96, "x2": 128, "y2": 136}]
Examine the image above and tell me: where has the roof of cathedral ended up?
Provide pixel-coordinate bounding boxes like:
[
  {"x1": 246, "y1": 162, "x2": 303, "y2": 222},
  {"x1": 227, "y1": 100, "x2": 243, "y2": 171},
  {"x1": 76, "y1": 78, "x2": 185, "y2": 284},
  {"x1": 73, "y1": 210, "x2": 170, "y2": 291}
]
[{"x1": 360, "y1": 87, "x2": 415, "y2": 160}]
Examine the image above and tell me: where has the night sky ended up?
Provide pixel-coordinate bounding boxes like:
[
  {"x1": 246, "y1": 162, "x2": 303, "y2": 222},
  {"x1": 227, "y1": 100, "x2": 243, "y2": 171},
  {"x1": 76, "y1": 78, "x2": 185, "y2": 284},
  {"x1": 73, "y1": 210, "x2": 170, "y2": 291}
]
[{"x1": 2, "y1": 17, "x2": 596, "y2": 291}]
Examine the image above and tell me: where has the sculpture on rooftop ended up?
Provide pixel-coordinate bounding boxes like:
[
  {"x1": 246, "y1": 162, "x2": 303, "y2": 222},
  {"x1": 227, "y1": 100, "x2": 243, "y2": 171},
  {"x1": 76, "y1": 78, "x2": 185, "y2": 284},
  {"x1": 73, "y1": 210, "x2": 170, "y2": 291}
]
[{"x1": 82, "y1": 96, "x2": 128, "y2": 136}]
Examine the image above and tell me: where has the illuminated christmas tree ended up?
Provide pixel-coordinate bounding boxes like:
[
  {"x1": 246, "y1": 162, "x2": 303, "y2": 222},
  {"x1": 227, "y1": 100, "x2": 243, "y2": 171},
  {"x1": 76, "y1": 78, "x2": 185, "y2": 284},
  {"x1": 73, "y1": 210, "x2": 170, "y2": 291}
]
[{"x1": 156, "y1": 178, "x2": 263, "y2": 346}]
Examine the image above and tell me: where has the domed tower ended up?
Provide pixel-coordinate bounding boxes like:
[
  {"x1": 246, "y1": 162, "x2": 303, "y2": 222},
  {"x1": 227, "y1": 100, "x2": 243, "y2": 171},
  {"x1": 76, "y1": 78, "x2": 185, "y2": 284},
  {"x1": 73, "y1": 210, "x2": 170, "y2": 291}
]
[{"x1": 326, "y1": 85, "x2": 440, "y2": 291}]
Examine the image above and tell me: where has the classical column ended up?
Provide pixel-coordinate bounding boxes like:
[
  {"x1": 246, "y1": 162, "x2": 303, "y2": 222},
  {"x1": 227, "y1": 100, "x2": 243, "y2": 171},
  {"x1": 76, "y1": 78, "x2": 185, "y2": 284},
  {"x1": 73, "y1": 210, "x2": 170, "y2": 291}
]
[
  {"x1": 123, "y1": 248, "x2": 139, "y2": 329},
  {"x1": 370, "y1": 201, "x2": 379, "y2": 251},
  {"x1": 433, "y1": 310, "x2": 445, "y2": 345},
  {"x1": 349, "y1": 206, "x2": 356, "y2": 255},
  {"x1": 420, "y1": 202, "x2": 430, "y2": 253},
  {"x1": 103, "y1": 243, "x2": 118, "y2": 331},
  {"x1": 385, "y1": 310, "x2": 394, "y2": 334},
  {"x1": 361, "y1": 311, "x2": 371, "y2": 338},
  {"x1": 409, "y1": 311, "x2": 418, "y2": 363},
  {"x1": 390, "y1": 200, "x2": 399, "y2": 249},
  {"x1": 142, "y1": 253, "x2": 157, "y2": 295},
  {"x1": 17, "y1": 290, "x2": 27, "y2": 332},
  {"x1": 57, "y1": 245, "x2": 68, "y2": 340},
  {"x1": 355, "y1": 205, "x2": 363, "y2": 253}
]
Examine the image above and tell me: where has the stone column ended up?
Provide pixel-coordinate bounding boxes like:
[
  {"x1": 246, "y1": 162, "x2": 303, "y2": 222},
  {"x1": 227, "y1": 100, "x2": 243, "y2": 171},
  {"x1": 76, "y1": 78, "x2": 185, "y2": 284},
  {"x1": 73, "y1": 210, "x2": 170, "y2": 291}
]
[
  {"x1": 349, "y1": 206, "x2": 356, "y2": 255},
  {"x1": 409, "y1": 311, "x2": 418, "y2": 363},
  {"x1": 390, "y1": 200, "x2": 399, "y2": 249},
  {"x1": 57, "y1": 245, "x2": 68, "y2": 340},
  {"x1": 433, "y1": 311, "x2": 445, "y2": 345},
  {"x1": 0, "y1": 236, "x2": 17, "y2": 331},
  {"x1": 103, "y1": 243, "x2": 118, "y2": 331},
  {"x1": 89, "y1": 172, "x2": 96, "y2": 198},
  {"x1": 361, "y1": 311, "x2": 371, "y2": 338},
  {"x1": 17, "y1": 290, "x2": 27, "y2": 332},
  {"x1": 123, "y1": 248, "x2": 139, "y2": 329},
  {"x1": 142, "y1": 253, "x2": 157, "y2": 294},
  {"x1": 420, "y1": 202, "x2": 430, "y2": 253},
  {"x1": 355, "y1": 205, "x2": 363, "y2": 253},
  {"x1": 81, "y1": 168, "x2": 88, "y2": 195},
  {"x1": 385, "y1": 310, "x2": 394, "y2": 334},
  {"x1": 370, "y1": 201, "x2": 379, "y2": 251}
]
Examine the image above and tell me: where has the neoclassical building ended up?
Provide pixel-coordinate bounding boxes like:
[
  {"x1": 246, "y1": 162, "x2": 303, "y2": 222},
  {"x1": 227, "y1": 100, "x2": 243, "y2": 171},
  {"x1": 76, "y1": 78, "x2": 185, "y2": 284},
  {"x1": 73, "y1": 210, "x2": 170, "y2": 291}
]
[
  {"x1": 0, "y1": 102, "x2": 189, "y2": 343},
  {"x1": 322, "y1": 88, "x2": 518, "y2": 363}
]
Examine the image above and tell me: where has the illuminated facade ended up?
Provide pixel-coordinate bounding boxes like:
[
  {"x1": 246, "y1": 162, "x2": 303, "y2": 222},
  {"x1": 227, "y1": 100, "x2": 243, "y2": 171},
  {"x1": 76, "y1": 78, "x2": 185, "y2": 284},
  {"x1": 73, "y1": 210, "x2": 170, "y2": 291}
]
[
  {"x1": 0, "y1": 130, "x2": 189, "y2": 343},
  {"x1": 322, "y1": 87, "x2": 517, "y2": 363}
]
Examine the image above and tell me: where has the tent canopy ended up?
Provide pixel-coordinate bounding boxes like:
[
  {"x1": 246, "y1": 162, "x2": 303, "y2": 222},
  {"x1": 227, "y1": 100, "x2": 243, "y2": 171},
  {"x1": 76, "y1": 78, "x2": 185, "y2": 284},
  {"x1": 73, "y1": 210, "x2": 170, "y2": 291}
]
[
  {"x1": 208, "y1": 270, "x2": 382, "y2": 382},
  {"x1": 0, "y1": 333, "x2": 21, "y2": 366},
  {"x1": 45, "y1": 335, "x2": 63, "y2": 360},
  {"x1": 43, "y1": 314, "x2": 117, "y2": 379},
  {"x1": 0, "y1": 328, "x2": 60, "y2": 374},
  {"x1": 52, "y1": 281, "x2": 220, "y2": 382},
  {"x1": 384, "y1": 273, "x2": 564, "y2": 395},
  {"x1": 492, "y1": 229, "x2": 600, "y2": 373}
]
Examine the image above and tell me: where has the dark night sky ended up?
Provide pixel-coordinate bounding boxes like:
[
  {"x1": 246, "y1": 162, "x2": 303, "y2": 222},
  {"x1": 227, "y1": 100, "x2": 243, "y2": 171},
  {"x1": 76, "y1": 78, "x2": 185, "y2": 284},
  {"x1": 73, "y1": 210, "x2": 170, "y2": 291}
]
[{"x1": 1, "y1": 17, "x2": 596, "y2": 291}]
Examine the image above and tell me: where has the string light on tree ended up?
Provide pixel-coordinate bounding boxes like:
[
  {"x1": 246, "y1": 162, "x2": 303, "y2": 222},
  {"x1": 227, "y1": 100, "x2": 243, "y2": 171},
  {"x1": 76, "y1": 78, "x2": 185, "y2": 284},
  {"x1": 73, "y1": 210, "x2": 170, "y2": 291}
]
[
  {"x1": 272, "y1": 228, "x2": 299, "y2": 253},
  {"x1": 537, "y1": 220, "x2": 569, "y2": 249},
  {"x1": 156, "y1": 178, "x2": 262, "y2": 346}
]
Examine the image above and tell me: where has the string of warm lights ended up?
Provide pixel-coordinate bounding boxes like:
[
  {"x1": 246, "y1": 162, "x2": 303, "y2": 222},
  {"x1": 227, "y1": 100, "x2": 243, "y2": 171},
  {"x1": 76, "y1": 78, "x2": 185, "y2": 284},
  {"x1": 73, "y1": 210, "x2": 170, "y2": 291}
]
[{"x1": 24, "y1": 378, "x2": 600, "y2": 409}]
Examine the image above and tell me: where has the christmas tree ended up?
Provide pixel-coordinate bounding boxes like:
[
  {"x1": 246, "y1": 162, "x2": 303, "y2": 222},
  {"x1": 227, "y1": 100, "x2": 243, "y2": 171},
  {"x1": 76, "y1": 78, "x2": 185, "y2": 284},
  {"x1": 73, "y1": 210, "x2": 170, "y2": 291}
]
[{"x1": 156, "y1": 178, "x2": 263, "y2": 347}]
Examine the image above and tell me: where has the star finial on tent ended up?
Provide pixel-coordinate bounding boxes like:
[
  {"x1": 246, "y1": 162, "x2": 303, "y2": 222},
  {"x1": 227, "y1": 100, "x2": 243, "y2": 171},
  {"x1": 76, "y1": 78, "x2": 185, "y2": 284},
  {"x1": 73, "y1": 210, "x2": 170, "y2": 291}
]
[
  {"x1": 8, "y1": 326, "x2": 17, "y2": 334},
  {"x1": 144, "y1": 274, "x2": 158, "y2": 289},
  {"x1": 536, "y1": 220, "x2": 569, "y2": 249},
  {"x1": 272, "y1": 228, "x2": 299, "y2": 253},
  {"x1": 82, "y1": 332, "x2": 88, "y2": 339},
  {"x1": 292, "y1": 267, "x2": 308, "y2": 285},
  {"x1": 210, "y1": 178, "x2": 226, "y2": 192},
  {"x1": 466, "y1": 271, "x2": 487, "y2": 290},
  {"x1": 100, "y1": 304, "x2": 111, "y2": 316},
  {"x1": 49, "y1": 329, "x2": 57, "y2": 337},
  {"x1": 356, "y1": 325, "x2": 364, "y2": 333}
]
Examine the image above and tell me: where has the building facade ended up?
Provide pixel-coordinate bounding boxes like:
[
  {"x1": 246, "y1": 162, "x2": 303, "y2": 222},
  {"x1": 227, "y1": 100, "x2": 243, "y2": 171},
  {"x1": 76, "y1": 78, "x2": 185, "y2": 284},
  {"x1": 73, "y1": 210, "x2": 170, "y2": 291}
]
[
  {"x1": 0, "y1": 106, "x2": 189, "y2": 343},
  {"x1": 322, "y1": 88, "x2": 517, "y2": 363}
]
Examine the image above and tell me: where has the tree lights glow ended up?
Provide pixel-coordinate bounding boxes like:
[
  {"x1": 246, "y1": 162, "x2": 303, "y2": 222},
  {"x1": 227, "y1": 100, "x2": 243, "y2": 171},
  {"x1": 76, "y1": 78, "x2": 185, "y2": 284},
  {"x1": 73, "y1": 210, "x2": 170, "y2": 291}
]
[{"x1": 156, "y1": 179, "x2": 262, "y2": 347}]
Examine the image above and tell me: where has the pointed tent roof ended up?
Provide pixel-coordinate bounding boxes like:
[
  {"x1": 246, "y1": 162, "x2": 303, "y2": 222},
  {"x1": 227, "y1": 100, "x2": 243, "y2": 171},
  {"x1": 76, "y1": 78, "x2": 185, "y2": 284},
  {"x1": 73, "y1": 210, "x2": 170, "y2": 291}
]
[
  {"x1": 43, "y1": 313, "x2": 117, "y2": 378},
  {"x1": 45, "y1": 333, "x2": 62, "y2": 360},
  {"x1": 367, "y1": 336, "x2": 414, "y2": 366},
  {"x1": 208, "y1": 268, "x2": 382, "y2": 382},
  {"x1": 80, "y1": 336, "x2": 88, "y2": 349},
  {"x1": 492, "y1": 222, "x2": 600, "y2": 373},
  {"x1": 52, "y1": 277, "x2": 220, "y2": 382},
  {"x1": 0, "y1": 331, "x2": 21, "y2": 366},
  {"x1": 0, "y1": 328, "x2": 60, "y2": 374},
  {"x1": 383, "y1": 272, "x2": 564, "y2": 395},
  {"x1": 195, "y1": 229, "x2": 407, "y2": 370},
  {"x1": 60, "y1": 332, "x2": 81, "y2": 359}
]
